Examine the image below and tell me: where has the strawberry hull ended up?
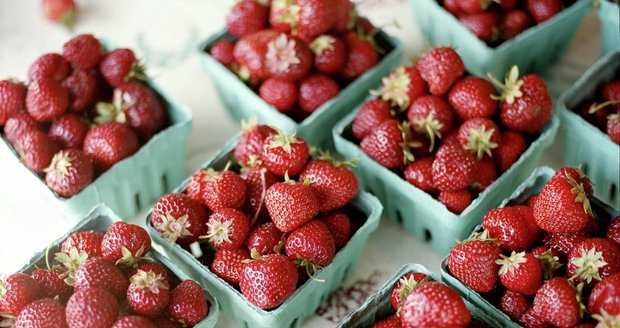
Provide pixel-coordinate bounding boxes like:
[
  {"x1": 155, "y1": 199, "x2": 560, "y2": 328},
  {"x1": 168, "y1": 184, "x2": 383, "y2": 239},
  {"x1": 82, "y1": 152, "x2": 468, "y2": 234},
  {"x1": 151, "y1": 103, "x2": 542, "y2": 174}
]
[
  {"x1": 145, "y1": 137, "x2": 383, "y2": 328},
  {"x1": 599, "y1": 0, "x2": 620, "y2": 55},
  {"x1": 440, "y1": 166, "x2": 619, "y2": 327},
  {"x1": 199, "y1": 29, "x2": 403, "y2": 149},
  {"x1": 559, "y1": 50, "x2": 620, "y2": 209},
  {"x1": 18, "y1": 204, "x2": 219, "y2": 328},
  {"x1": 411, "y1": 0, "x2": 589, "y2": 78}
]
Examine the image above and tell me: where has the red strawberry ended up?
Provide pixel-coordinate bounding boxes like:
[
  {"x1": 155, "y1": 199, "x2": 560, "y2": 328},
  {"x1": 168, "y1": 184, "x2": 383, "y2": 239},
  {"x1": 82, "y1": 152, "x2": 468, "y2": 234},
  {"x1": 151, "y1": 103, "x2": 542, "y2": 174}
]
[
  {"x1": 473, "y1": 156, "x2": 497, "y2": 192},
  {"x1": 234, "y1": 122, "x2": 276, "y2": 166},
  {"x1": 415, "y1": 47, "x2": 464, "y2": 96},
  {"x1": 532, "y1": 246, "x2": 562, "y2": 280},
  {"x1": 200, "y1": 169, "x2": 247, "y2": 212},
  {"x1": 588, "y1": 273, "x2": 620, "y2": 318},
  {"x1": 502, "y1": 10, "x2": 532, "y2": 39},
  {"x1": 111, "y1": 316, "x2": 156, "y2": 328},
  {"x1": 203, "y1": 208, "x2": 250, "y2": 250},
  {"x1": 262, "y1": 130, "x2": 309, "y2": 177},
  {"x1": 269, "y1": 0, "x2": 295, "y2": 32},
  {"x1": 61, "y1": 70, "x2": 99, "y2": 112},
  {"x1": 126, "y1": 270, "x2": 169, "y2": 316},
  {"x1": 443, "y1": 0, "x2": 463, "y2": 15},
  {"x1": 607, "y1": 216, "x2": 620, "y2": 248},
  {"x1": 48, "y1": 113, "x2": 89, "y2": 149},
  {"x1": 448, "y1": 77, "x2": 498, "y2": 121},
  {"x1": 4, "y1": 113, "x2": 43, "y2": 144},
  {"x1": 352, "y1": 98, "x2": 393, "y2": 140},
  {"x1": 62, "y1": 34, "x2": 102, "y2": 70},
  {"x1": 567, "y1": 238, "x2": 620, "y2": 284},
  {"x1": 340, "y1": 31, "x2": 380, "y2": 80},
  {"x1": 438, "y1": 189, "x2": 472, "y2": 214},
  {"x1": 608, "y1": 113, "x2": 620, "y2": 144},
  {"x1": 403, "y1": 157, "x2": 437, "y2": 193},
  {"x1": 265, "y1": 178, "x2": 319, "y2": 232},
  {"x1": 518, "y1": 307, "x2": 547, "y2": 328},
  {"x1": 152, "y1": 317, "x2": 182, "y2": 328},
  {"x1": 125, "y1": 261, "x2": 170, "y2": 287},
  {"x1": 578, "y1": 100, "x2": 609, "y2": 129},
  {"x1": 99, "y1": 48, "x2": 147, "y2": 88},
  {"x1": 61, "y1": 231, "x2": 104, "y2": 257},
  {"x1": 247, "y1": 222, "x2": 285, "y2": 255},
  {"x1": 460, "y1": 11, "x2": 501, "y2": 42},
  {"x1": 27, "y1": 53, "x2": 71, "y2": 82},
  {"x1": 361, "y1": 120, "x2": 420, "y2": 169},
  {"x1": 259, "y1": 78, "x2": 297, "y2": 113},
  {"x1": 167, "y1": 280, "x2": 209, "y2": 326},
  {"x1": 455, "y1": 0, "x2": 494, "y2": 14},
  {"x1": 294, "y1": 0, "x2": 340, "y2": 40},
  {"x1": 15, "y1": 130, "x2": 60, "y2": 173},
  {"x1": 234, "y1": 29, "x2": 279, "y2": 81},
  {"x1": 41, "y1": 0, "x2": 75, "y2": 29},
  {"x1": 371, "y1": 66, "x2": 428, "y2": 110},
  {"x1": 239, "y1": 254, "x2": 298, "y2": 309},
  {"x1": 408, "y1": 95, "x2": 455, "y2": 151},
  {"x1": 532, "y1": 277, "x2": 581, "y2": 327},
  {"x1": 333, "y1": 0, "x2": 356, "y2": 32},
  {"x1": 483, "y1": 206, "x2": 539, "y2": 252},
  {"x1": 457, "y1": 118, "x2": 501, "y2": 159},
  {"x1": 542, "y1": 232, "x2": 586, "y2": 260},
  {"x1": 432, "y1": 145, "x2": 477, "y2": 192},
  {"x1": 496, "y1": 251, "x2": 542, "y2": 295},
  {"x1": 372, "y1": 315, "x2": 402, "y2": 328},
  {"x1": 320, "y1": 212, "x2": 352, "y2": 249},
  {"x1": 209, "y1": 40, "x2": 236, "y2": 67},
  {"x1": 492, "y1": 130, "x2": 526, "y2": 172},
  {"x1": 83, "y1": 122, "x2": 140, "y2": 173},
  {"x1": 211, "y1": 248, "x2": 250, "y2": 285},
  {"x1": 0, "y1": 273, "x2": 41, "y2": 316},
  {"x1": 601, "y1": 80, "x2": 620, "y2": 112},
  {"x1": 447, "y1": 236, "x2": 501, "y2": 292},
  {"x1": 101, "y1": 221, "x2": 151, "y2": 266},
  {"x1": 498, "y1": 0, "x2": 518, "y2": 9},
  {"x1": 310, "y1": 35, "x2": 346, "y2": 75},
  {"x1": 45, "y1": 149, "x2": 94, "y2": 197},
  {"x1": 30, "y1": 267, "x2": 72, "y2": 302},
  {"x1": 0, "y1": 80, "x2": 26, "y2": 125},
  {"x1": 525, "y1": 0, "x2": 562, "y2": 23},
  {"x1": 286, "y1": 220, "x2": 335, "y2": 268},
  {"x1": 298, "y1": 73, "x2": 340, "y2": 113},
  {"x1": 241, "y1": 165, "x2": 280, "y2": 223},
  {"x1": 265, "y1": 33, "x2": 313, "y2": 81},
  {"x1": 390, "y1": 272, "x2": 429, "y2": 312},
  {"x1": 226, "y1": 0, "x2": 268, "y2": 38},
  {"x1": 65, "y1": 287, "x2": 120, "y2": 328},
  {"x1": 401, "y1": 282, "x2": 471, "y2": 328},
  {"x1": 500, "y1": 290, "x2": 529, "y2": 321},
  {"x1": 73, "y1": 257, "x2": 129, "y2": 299},
  {"x1": 26, "y1": 79, "x2": 69, "y2": 122},
  {"x1": 299, "y1": 156, "x2": 358, "y2": 213},
  {"x1": 151, "y1": 193, "x2": 208, "y2": 244},
  {"x1": 15, "y1": 298, "x2": 67, "y2": 328}
]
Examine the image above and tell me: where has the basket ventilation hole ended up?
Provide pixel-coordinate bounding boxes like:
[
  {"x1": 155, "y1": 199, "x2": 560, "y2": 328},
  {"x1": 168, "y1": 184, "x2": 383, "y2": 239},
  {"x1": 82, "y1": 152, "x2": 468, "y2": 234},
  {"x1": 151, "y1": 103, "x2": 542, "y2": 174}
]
[
  {"x1": 289, "y1": 318, "x2": 299, "y2": 328},
  {"x1": 161, "y1": 174, "x2": 169, "y2": 192},
  {"x1": 243, "y1": 322, "x2": 250, "y2": 328},
  {"x1": 395, "y1": 210, "x2": 404, "y2": 224},
  {"x1": 135, "y1": 193, "x2": 141, "y2": 210},
  {"x1": 610, "y1": 183, "x2": 617, "y2": 202},
  {"x1": 424, "y1": 229, "x2": 432, "y2": 242}
]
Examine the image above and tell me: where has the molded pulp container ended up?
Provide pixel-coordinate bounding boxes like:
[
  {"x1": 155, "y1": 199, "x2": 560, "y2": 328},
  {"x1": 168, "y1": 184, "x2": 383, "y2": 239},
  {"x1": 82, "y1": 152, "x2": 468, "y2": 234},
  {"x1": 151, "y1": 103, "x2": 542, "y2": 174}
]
[
  {"x1": 440, "y1": 166, "x2": 620, "y2": 327},
  {"x1": 199, "y1": 29, "x2": 403, "y2": 148},
  {"x1": 18, "y1": 204, "x2": 219, "y2": 328},
  {"x1": 146, "y1": 137, "x2": 383, "y2": 328},
  {"x1": 336, "y1": 263, "x2": 500, "y2": 327},
  {"x1": 599, "y1": 0, "x2": 620, "y2": 55},
  {"x1": 559, "y1": 49, "x2": 620, "y2": 209},
  {"x1": 411, "y1": 0, "x2": 590, "y2": 78},
  {"x1": 332, "y1": 105, "x2": 559, "y2": 255}
]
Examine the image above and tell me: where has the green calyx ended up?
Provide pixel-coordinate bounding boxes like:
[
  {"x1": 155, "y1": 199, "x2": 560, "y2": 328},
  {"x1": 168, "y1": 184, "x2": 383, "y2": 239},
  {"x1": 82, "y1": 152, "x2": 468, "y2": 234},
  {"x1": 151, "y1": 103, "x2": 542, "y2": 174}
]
[
  {"x1": 488, "y1": 65, "x2": 524, "y2": 105},
  {"x1": 534, "y1": 250, "x2": 562, "y2": 280},
  {"x1": 116, "y1": 245, "x2": 148, "y2": 268},
  {"x1": 316, "y1": 150, "x2": 359, "y2": 168},
  {"x1": 370, "y1": 66, "x2": 413, "y2": 110},
  {"x1": 94, "y1": 89, "x2": 132, "y2": 125},
  {"x1": 58, "y1": 9, "x2": 75, "y2": 31},
  {"x1": 464, "y1": 126, "x2": 498, "y2": 159},
  {"x1": 296, "y1": 256, "x2": 325, "y2": 283},
  {"x1": 54, "y1": 247, "x2": 89, "y2": 286},
  {"x1": 267, "y1": 129, "x2": 302, "y2": 154},
  {"x1": 43, "y1": 151, "x2": 74, "y2": 179},
  {"x1": 396, "y1": 275, "x2": 429, "y2": 315},
  {"x1": 155, "y1": 213, "x2": 193, "y2": 244},
  {"x1": 413, "y1": 113, "x2": 443, "y2": 152},
  {"x1": 564, "y1": 170, "x2": 594, "y2": 217},
  {"x1": 569, "y1": 247, "x2": 608, "y2": 284},
  {"x1": 592, "y1": 309, "x2": 620, "y2": 328},
  {"x1": 125, "y1": 61, "x2": 149, "y2": 83}
]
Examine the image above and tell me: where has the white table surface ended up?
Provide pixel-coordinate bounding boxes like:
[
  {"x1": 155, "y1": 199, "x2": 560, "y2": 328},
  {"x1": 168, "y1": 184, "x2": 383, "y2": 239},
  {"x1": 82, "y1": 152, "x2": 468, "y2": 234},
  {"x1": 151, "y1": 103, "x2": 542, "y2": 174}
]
[{"x1": 0, "y1": 0, "x2": 602, "y2": 326}]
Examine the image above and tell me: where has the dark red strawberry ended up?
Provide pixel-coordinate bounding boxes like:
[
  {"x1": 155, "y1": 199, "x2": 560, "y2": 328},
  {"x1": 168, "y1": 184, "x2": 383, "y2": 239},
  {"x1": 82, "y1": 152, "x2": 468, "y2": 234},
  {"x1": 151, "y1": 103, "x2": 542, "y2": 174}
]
[
  {"x1": 567, "y1": 238, "x2": 620, "y2": 285},
  {"x1": 372, "y1": 315, "x2": 402, "y2": 328},
  {"x1": 473, "y1": 156, "x2": 497, "y2": 192},
  {"x1": 269, "y1": 0, "x2": 295, "y2": 32},
  {"x1": 0, "y1": 273, "x2": 41, "y2": 316},
  {"x1": 111, "y1": 316, "x2": 156, "y2": 328},
  {"x1": 209, "y1": 40, "x2": 236, "y2": 67},
  {"x1": 518, "y1": 307, "x2": 547, "y2": 328},
  {"x1": 15, "y1": 130, "x2": 60, "y2": 173},
  {"x1": 226, "y1": 0, "x2": 268, "y2": 38},
  {"x1": 45, "y1": 149, "x2": 94, "y2": 197},
  {"x1": 401, "y1": 282, "x2": 471, "y2": 328},
  {"x1": 443, "y1": 0, "x2": 463, "y2": 15},
  {"x1": 15, "y1": 298, "x2": 67, "y2": 328},
  {"x1": 532, "y1": 246, "x2": 562, "y2": 280},
  {"x1": 61, "y1": 230, "x2": 104, "y2": 257},
  {"x1": 458, "y1": 118, "x2": 501, "y2": 159},
  {"x1": 151, "y1": 316, "x2": 182, "y2": 328},
  {"x1": 492, "y1": 130, "x2": 526, "y2": 172},
  {"x1": 448, "y1": 236, "x2": 501, "y2": 292},
  {"x1": 0, "y1": 80, "x2": 26, "y2": 125},
  {"x1": 588, "y1": 273, "x2": 620, "y2": 318},
  {"x1": 83, "y1": 122, "x2": 140, "y2": 173},
  {"x1": 408, "y1": 95, "x2": 454, "y2": 152},
  {"x1": 203, "y1": 208, "x2": 250, "y2": 250},
  {"x1": 310, "y1": 35, "x2": 346, "y2": 75},
  {"x1": 61, "y1": 70, "x2": 99, "y2": 112},
  {"x1": 259, "y1": 78, "x2": 297, "y2": 113},
  {"x1": 4, "y1": 113, "x2": 43, "y2": 144},
  {"x1": 286, "y1": 220, "x2": 335, "y2": 268},
  {"x1": 607, "y1": 216, "x2": 620, "y2": 248},
  {"x1": 27, "y1": 53, "x2": 71, "y2": 82},
  {"x1": 26, "y1": 78, "x2": 69, "y2": 122},
  {"x1": 525, "y1": 0, "x2": 562, "y2": 23},
  {"x1": 340, "y1": 31, "x2": 380, "y2": 80},
  {"x1": 500, "y1": 290, "x2": 529, "y2": 321},
  {"x1": 241, "y1": 165, "x2": 280, "y2": 223},
  {"x1": 99, "y1": 48, "x2": 147, "y2": 88},
  {"x1": 532, "y1": 277, "x2": 581, "y2": 327},
  {"x1": 298, "y1": 73, "x2": 340, "y2": 113},
  {"x1": 73, "y1": 257, "x2": 129, "y2": 299},
  {"x1": 320, "y1": 212, "x2": 352, "y2": 249},
  {"x1": 497, "y1": 251, "x2": 542, "y2": 295},
  {"x1": 438, "y1": 189, "x2": 472, "y2": 214},
  {"x1": 502, "y1": 10, "x2": 532, "y2": 39},
  {"x1": 460, "y1": 11, "x2": 501, "y2": 42},
  {"x1": 294, "y1": 0, "x2": 340, "y2": 41},
  {"x1": 299, "y1": 155, "x2": 358, "y2": 213},
  {"x1": 234, "y1": 122, "x2": 276, "y2": 166},
  {"x1": 101, "y1": 221, "x2": 151, "y2": 267},
  {"x1": 48, "y1": 113, "x2": 89, "y2": 149},
  {"x1": 448, "y1": 77, "x2": 497, "y2": 121},
  {"x1": 247, "y1": 221, "x2": 285, "y2": 256},
  {"x1": 239, "y1": 253, "x2": 298, "y2": 309},
  {"x1": 262, "y1": 130, "x2": 309, "y2": 177},
  {"x1": 62, "y1": 34, "x2": 102, "y2": 70},
  {"x1": 371, "y1": 65, "x2": 429, "y2": 110},
  {"x1": 125, "y1": 261, "x2": 170, "y2": 287},
  {"x1": 151, "y1": 193, "x2": 208, "y2": 244},
  {"x1": 126, "y1": 269, "x2": 169, "y2": 316},
  {"x1": 361, "y1": 120, "x2": 420, "y2": 169},
  {"x1": 390, "y1": 272, "x2": 429, "y2": 312},
  {"x1": 30, "y1": 267, "x2": 72, "y2": 302},
  {"x1": 333, "y1": 0, "x2": 356, "y2": 32},
  {"x1": 167, "y1": 280, "x2": 209, "y2": 326},
  {"x1": 211, "y1": 248, "x2": 250, "y2": 285},
  {"x1": 41, "y1": 0, "x2": 75, "y2": 29},
  {"x1": 200, "y1": 168, "x2": 247, "y2": 212},
  {"x1": 483, "y1": 206, "x2": 539, "y2": 252},
  {"x1": 404, "y1": 157, "x2": 437, "y2": 193},
  {"x1": 455, "y1": 0, "x2": 493, "y2": 14},
  {"x1": 432, "y1": 144, "x2": 477, "y2": 191},
  {"x1": 542, "y1": 232, "x2": 586, "y2": 261},
  {"x1": 65, "y1": 287, "x2": 120, "y2": 328},
  {"x1": 601, "y1": 80, "x2": 620, "y2": 112},
  {"x1": 234, "y1": 29, "x2": 279, "y2": 81},
  {"x1": 577, "y1": 100, "x2": 609, "y2": 129},
  {"x1": 415, "y1": 47, "x2": 464, "y2": 96},
  {"x1": 352, "y1": 98, "x2": 393, "y2": 140},
  {"x1": 265, "y1": 178, "x2": 320, "y2": 232},
  {"x1": 265, "y1": 33, "x2": 313, "y2": 82},
  {"x1": 498, "y1": 0, "x2": 518, "y2": 9}
]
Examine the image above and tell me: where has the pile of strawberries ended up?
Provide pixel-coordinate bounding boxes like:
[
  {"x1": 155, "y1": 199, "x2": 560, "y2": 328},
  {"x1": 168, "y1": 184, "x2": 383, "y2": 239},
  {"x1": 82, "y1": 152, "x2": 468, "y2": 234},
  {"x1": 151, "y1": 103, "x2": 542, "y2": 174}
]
[
  {"x1": 574, "y1": 77, "x2": 620, "y2": 144},
  {"x1": 351, "y1": 47, "x2": 552, "y2": 214},
  {"x1": 441, "y1": 0, "x2": 571, "y2": 45},
  {"x1": 209, "y1": 0, "x2": 386, "y2": 121},
  {"x1": 0, "y1": 34, "x2": 168, "y2": 198},
  {"x1": 0, "y1": 221, "x2": 210, "y2": 327},
  {"x1": 150, "y1": 124, "x2": 362, "y2": 310},
  {"x1": 447, "y1": 167, "x2": 620, "y2": 327}
]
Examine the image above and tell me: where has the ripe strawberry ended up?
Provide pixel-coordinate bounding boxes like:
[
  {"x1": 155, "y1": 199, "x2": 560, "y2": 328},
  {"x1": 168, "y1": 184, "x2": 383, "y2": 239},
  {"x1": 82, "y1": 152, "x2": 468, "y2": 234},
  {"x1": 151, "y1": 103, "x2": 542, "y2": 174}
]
[
  {"x1": 492, "y1": 130, "x2": 526, "y2": 172},
  {"x1": 578, "y1": 100, "x2": 609, "y2": 129},
  {"x1": 298, "y1": 73, "x2": 340, "y2": 113},
  {"x1": 234, "y1": 29, "x2": 279, "y2": 81},
  {"x1": 372, "y1": 315, "x2": 402, "y2": 328},
  {"x1": 0, "y1": 273, "x2": 41, "y2": 316},
  {"x1": 209, "y1": 40, "x2": 236, "y2": 67},
  {"x1": 352, "y1": 98, "x2": 393, "y2": 140},
  {"x1": 294, "y1": 0, "x2": 340, "y2": 40},
  {"x1": 310, "y1": 35, "x2": 346, "y2": 75},
  {"x1": 167, "y1": 280, "x2": 209, "y2": 325},
  {"x1": 502, "y1": 10, "x2": 532, "y2": 39},
  {"x1": 489, "y1": 66, "x2": 552, "y2": 133},
  {"x1": 361, "y1": 120, "x2": 413, "y2": 169},
  {"x1": 432, "y1": 144, "x2": 477, "y2": 191},
  {"x1": 265, "y1": 178, "x2": 319, "y2": 232},
  {"x1": 472, "y1": 156, "x2": 497, "y2": 192},
  {"x1": 320, "y1": 212, "x2": 352, "y2": 249},
  {"x1": 125, "y1": 261, "x2": 170, "y2": 287},
  {"x1": 390, "y1": 272, "x2": 429, "y2": 312},
  {"x1": 61, "y1": 231, "x2": 104, "y2": 257},
  {"x1": 0, "y1": 80, "x2": 26, "y2": 125},
  {"x1": 259, "y1": 78, "x2": 297, "y2": 113},
  {"x1": 500, "y1": 290, "x2": 529, "y2": 321},
  {"x1": 460, "y1": 11, "x2": 501, "y2": 42},
  {"x1": 203, "y1": 208, "x2": 250, "y2": 250},
  {"x1": 408, "y1": 95, "x2": 454, "y2": 151},
  {"x1": 41, "y1": 0, "x2": 75, "y2": 29},
  {"x1": 588, "y1": 273, "x2": 620, "y2": 317},
  {"x1": 371, "y1": 66, "x2": 428, "y2": 110},
  {"x1": 239, "y1": 254, "x2": 298, "y2": 309},
  {"x1": 62, "y1": 34, "x2": 102, "y2": 70},
  {"x1": 401, "y1": 282, "x2": 471, "y2": 328},
  {"x1": 65, "y1": 287, "x2": 120, "y2": 328},
  {"x1": 601, "y1": 80, "x2": 620, "y2": 112},
  {"x1": 99, "y1": 48, "x2": 147, "y2": 88},
  {"x1": 286, "y1": 220, "x2": 335, "y2": 269},
  {"x1": 438, "y1": 189, "x2": 472, "y2": 214},
  {"x1": 83, "y1": 122, "x2": 140, "y2": 173},
  {"x1": 201, "y1": 169, "x2": 247, "y2": 212},
  {"x1": 518, "y1": 307, "x2": 547, "y2": 328},
  {"x1": 607, "y1": 216, "x2": 620, "y2": 248},
  {"x1": 496, "y1": 251, "x2": 542, "y2": 295},
  {"x1": 61, "y1": 70, "x2": 99, "y2": 112},
  {"x1": 211, "y1": 248, "x2": 250, "y2": 285},
  {"x1": 340, "y1": 31, "x2": 380, "y2": 80},
  {"x1": 458, "y1": 118, "x2": 501, "y2": 159},
  {"x1": 299, "y1": 156, "x2": 358, "y2": 213},
  {"x1": 532, "y1": 277, "x2": 581, "y2": 327},
  {"x1": 533, "y1": 167, "x2": 593, "y2": 233},
  {"x1": 241, "y1": 165, "x2": 280, "y2": 223},
  {"x1": 404, "y1": 157, "x2": 437, "y2": 193},
  {"x1": 542, "y1": 232, "x2": 586, "y2": 261},
  {"x1": 30, "y1": 267, "x2": 72, "y2": 302},
  {"x1": 111, "y1": 316, "x2": 156, "y2": 328},
  {"x1": 127, "y1": 270, "x2": 169, "y2": 316},
  {"x1": 151, "y1": 193, "x2": 208, "y2": 244},
  {"x1": 226, "y1": 0, "x2": 268, "y2": 38},
  {"x1": 4, "y1": 113, "x2": 43, "y2": 144},
  {"x1": 15, "y1": 298, "x2": 67, "y2": 328},
  {"x1": 443, "y1": 0, "x2": 463, "y2": 15},
  {"x1": 15, "y1": 130, "x2": 60, "y2": 173},
  {"x1": 447, "y1": 237, "x2": 501, "y2": 292},
  {"x1": 567, "y1": 238, "x2": 620, "y2": 284},
  {"x1": 44, "y1": 149, "x2": 94, "y2": 197},
  {"x1": 73, "y1": 257, "x2": 129, "y2": 299},
  {"x1": 525, "y1": 0, "x2": 562, "y2": 24},
  {"x1": 151, "y1": 317, "x2": 182, "y2": 328},
  {"x1": 27, "y1": 53, "x2": 71, "y2": 82},
  {"x1": 455, "y1": 0, "x2": 493, "y2": 14},
  {"x1": 483, "y1": 206, "x2": 539, "y2": 251},
  {"x1": 262, "y1": 130, "x2": 309, "y2": 177},
  {"x1": 48, "y1": 113, "x2": 89, "y2": 149},
  {"x1": 247, "y1": 222, "x2": 285, "y2": 255},
  {"x1": 101, "y1": 221, "x2": 151, "y2": 266},
  {"x1": 415, "y1": 47, "x2": 464, "y2": 96},
  {"x1": 532, "y1": 246, "x2": 562, "y2": 280},
  {"x1": 498, "y1": 0, "x2": 518, "y2": 9},
  {"x1": 332, "y1": 0, "x2": 356, "y2": 32},
  {"x1": 26, "y1": 79, "x2": 69, "y2": 122},
  {"x1": 448, "y1": 77, "x2": 497, "y2": 121},
  {"x1": 234, "y1": 122, "x2": 276, "y2": 166},
  {"x1": 608, "y1": 113, "x2": 620, "y2": 144},
  {"x1": 265, "y1": 33, "x2": 313, "y2": 81}
]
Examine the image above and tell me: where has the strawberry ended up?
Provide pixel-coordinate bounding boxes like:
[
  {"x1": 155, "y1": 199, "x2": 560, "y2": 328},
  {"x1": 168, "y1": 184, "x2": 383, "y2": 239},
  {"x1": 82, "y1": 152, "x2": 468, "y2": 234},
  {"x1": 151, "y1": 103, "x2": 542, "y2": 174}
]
[
  {"x1": 286, "y1": 220, "x2": 335, "y2": 268},
  {"x1": 299, "y1": 155, "x2": 358, "y2": 213},
  {"x1": 30, "y1": 267, "x2": 72, "y2": 302},
  {"x1": 26, "y1": 79, "x2": 69, "y2": 122},
  {"x1": 15, "y1": 298, "x2": 67, "y2": 328},
  {"x1": 269, "y1": 0, "x2": 295, "y2": 32},
  {"x1": 226, "y1": 0, "x2": 268, "y2": 38},
  {"x1": 4, "y1": 113, "x2": 43, "y2": 144},
  {"x1": 532, "y1": 277, "x2": 581, "y2": 327},
  {"x1": 298, "y1": 73, "x2": 340, "y2": 113},
  {"x1": 532, "y1": 246, "x2": 562, "y2": 280},
  {"x1": 361, "y1": 120, "x2": 418, "y2": 169},
  {"x1": 460, "y1": 11, "x2": 501, "y2": 42},
  {"x1": 203, "y1": 208, "x2": 250, "y2": 250},
  {"x1": 265, "y1": 33, "x2": 313, "y2": 81},
  {"x1": 241, "y1": 165, "x2": 280, "y2": 223},
  {"x1": 608, "y1": 113, "x2": 620, "y2": 144},
  {"x1": 101, "y1": 221, "x2": 151, "y2": 267},
  {"x1": 262, "y1": 130, "x2": 309, "y2": 177},
  {"x1": 489, "y1": 66, "x2": 552, "y2": 133},
  {"x1": 407, "y1": 95, "x2": 454, "y2": 151},
  {"x1": 458, "y1": 118, "x2": 501, "y2": 159},
  {"x1": 447, "y1": 236, "x2": 501, "y2": 292},
  {"x1": 352, "y1": 98, "x2": 393, "y2": 140},
  {"x1": 443, "y1": 0, "x2": 463, "y2": 15},
  {"x1": 61, "y1": 231, "x2": 104, "y2": 257},
  {"x1": 333, "y1": 0, "x2": 356, "y2": 32},
  {"x1": 518, "y1": 307, "x2": 547, "y2": 328},
  {"x1": 498, "y1": 0, "x2": 518, "y2": 9},
  {"x1": 265, "y1": 178, "x2": 319, "y2": 232},
  {"x1": 607, "y1": 216, "x2": 620, "y2": 248},
  {"x1": 455, "y1": 0, "x2": 494, "y2": 14},
  {"x1": 567, "y1": 238, "x2": 620, "y2": 284},
  {"x1": 211, "y1": 248, "x2": 250, "y2": 285},
  {"x1": 247, "y1": 222, "x2": 285, "y2": 255},
  {"x1": 0, "y1": 273, "x2": 41, "y2": 316},
  {"x1": 415, "y1": 47, "x2": 464, "y2": 96},
  {"x1": 295, "y1": 0, "x2": 340, "y2": 40},
  {"x1": 48, "y1": 113, "x2": 89, "y2": 149},
  {"x1": 533, "y1": 167, "x2": 593, "y2": 233},
  {"x1": 601, "y1": 80, "x2": 620, "y2": 112},
  {"x1": 152, "y1": 317, "x2": 181, "y2": 328},
  {"x1": 400, "y1": 282, "x2": 471, "y2": 328},
  {"x1": 15, "y1": 130, "x2": 60, "y2": 173},
  {"x1": 496, "y1": 251, "x2": 542, "y2": 295},
  {"x1": 209, "y1": 40, "x2": 236, "y2": 67},
  {"x1": 27, "y1": 53, "x2": 71, "y2": 82},
  {"x1": 390, "y1": 272, "x2": 429, "y2": 312},
  {"x1": 473, "y1": 156, "x2": 497, "y2": 192},
  {"x1": 111, "y1": 316, "x2": 156, "y2": 328},
  {"x1": 542, "y1": 232, "x2": 586, "y2": 261},
  {"x1": 234, "y1": 122, "x2": 276, "y2": 166},
  {"x1": 239, "y1": 253, "x2": 298, "y2": 309},
  {"x1": 448, "y1": 77, "x2": 498, "y2": 121},
  {"x1": 320, "y1": 212, "x2": 352, "y2": 249},
  {"x1": 126, "y1": 270, "x2": 169, "y2": 316},
  {"x1": 525, "y1": 0, "x2": 562, "y2": 23},
  {"x1": 61, "y1": 70, "x2": 99, "y2": 112},
  {"x1": 83, "y1": 122, "x2": 140, "y2": 173},
  {"x1": 151, "y1": 193, "x2": 208, "y2": 244},
  {"x1": 483, "y1": 206, "x2": 539, "y2": 252},
  {"x1": 73, "y1": 257, "x2": 129, "y2": 299},
  {"x1": 371, "y1": 66, "x2": 428, "y2": 110},
  {"x1": 99, "y1": 48, "x2": 147, "y2": 88},
  {"x1": 167, "y1": 280, "x2": 209, "y2": 326},
  {"x1": 492, "y1": 130, "x2": 526, "y2": 172},
  {"x1": 500, "y1": 290, "x2": 529, "y2": 321},
  {"x1": 372, "y1": 315, "x2": 402, "y2": 328},
  {"x1": 438, "y1": 189, "x2": 472, "y2": 214},
  {"x1": 404, "y1": 157, "x2": 436, "y2": 192},
  {"x1": 501, "y1": 10, "x2": 532, "y2": 39},
  {"x1": 577, "y1": 100, "x2": 609, "y2": 129},
  {"x1": 65, "y1": 287, "x2": 120, "y2": 328},
  {"x1": 310, "y1": 35, "x2": 346, "y2": 75},
  {"x1": 125, "y1": 261, "x2": 170, "y2": 287},
  {"x1": 62, "y1": 34, "x2": 102, "y2": 70},
  {"x1": 259, "y1": 78, "x2": 298, "y2": 113},
  {"x1": 41, "y1": 0, "x2": 75, "y2": 29},
  {"x1": 234, "y1": 30, "x2": 279, "y2": 81},
  {"x1": 0, "y1": 80, "x2": 26, "y2": 125},
  {"x1": 200, "y1": 169, "x2": 247, "y2": 212},
  {"x1": 340, "y1": 31, "x2": 380, "y2": 80},
  {"x1": 432, "y1": 144, "x2": 477, "y2": 191},
  {"x1": 44, "y1": 149, "x2": 94, "y2": 197},
  {"x1": 588, "y1": 273, "x2": 620, "y2": 318}
]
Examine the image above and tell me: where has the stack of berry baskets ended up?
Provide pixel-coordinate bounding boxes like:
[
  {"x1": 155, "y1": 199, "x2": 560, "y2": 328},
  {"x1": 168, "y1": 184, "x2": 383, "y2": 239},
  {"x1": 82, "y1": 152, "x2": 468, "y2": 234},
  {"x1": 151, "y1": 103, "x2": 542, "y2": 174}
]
[
  {"x1": 441, "y1": 166, "x2": 620, "y2": 327},
  {"x1": 410, "y1": 0, "x2": 590, "y2": 78},
  {"x1": 199, "y1": 0, "x2": 403, "y2": 148},
  {"x1": 0, "y1": 34, "x2": 192, "y2": 220},
  {"x1": 333, "y1": 46, "x2": 559, "y2": 255},
  {"x1": 598, "y1": 0, "x2": 620, "y2": 54},
  {"x1": 559, "y1": 49, "x2": 620, "y2": 209},
  {"x1": 1, "y1": 204, "x2": 218, "y2": 328},
  {"x1": 336, "y1": 263, "x2": 500, "y2": 327},
  {"x1": 145, "y1": 124, "x2": 382, "y2": 328}
]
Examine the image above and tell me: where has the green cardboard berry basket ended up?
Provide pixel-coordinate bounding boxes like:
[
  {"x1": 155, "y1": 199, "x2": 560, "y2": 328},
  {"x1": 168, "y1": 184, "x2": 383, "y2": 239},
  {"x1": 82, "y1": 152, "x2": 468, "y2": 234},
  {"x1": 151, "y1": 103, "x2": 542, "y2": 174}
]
[
  {"x1": 18, "y1": 204, "x2": 219, "y2": 328},
  {"x1": 145, "y1": 136, "x2": 383, "y2": 328},
  {"x1": 336, "y1": 263, "x2": 501, "y2": 327},
  {"x1": 439, "y1": 166, "x2": 619, "y2": 327},
  {"x1": 599, "y1": 0, "x2": 620, "y2": 55},
  {"x1": 198, "y1": 29, "x2": 403, "y2": 149},
  {"x1": 0, "y1": 78, "x2": 192, "y2": 221},
  {"x1": 332, "y1": 103, "x2": 559, "y2": 256},
  {"x1": 559, "y1": 49, "x2": 620, "y2": 209},
  {"x1": 411, "y1": 0, "x2": 590, "y2": 78}
]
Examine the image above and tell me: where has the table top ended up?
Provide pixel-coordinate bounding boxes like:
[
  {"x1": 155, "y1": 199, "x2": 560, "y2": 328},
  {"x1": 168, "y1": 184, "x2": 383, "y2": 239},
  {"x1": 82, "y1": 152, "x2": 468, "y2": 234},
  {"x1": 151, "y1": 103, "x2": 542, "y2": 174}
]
[{"x1": 0, "y1": 0, "x2": 602, "y2": 326}]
